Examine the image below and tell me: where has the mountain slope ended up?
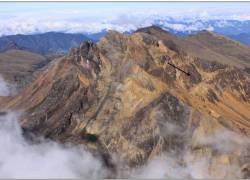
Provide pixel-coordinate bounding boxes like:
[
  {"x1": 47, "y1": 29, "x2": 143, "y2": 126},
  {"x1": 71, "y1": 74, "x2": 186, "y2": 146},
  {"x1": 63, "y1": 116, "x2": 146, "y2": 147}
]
[
  {"x1": 186, "y1": 30, "x2": 250, "y2": 68},
  {"x1": 0, "y1": 32, "x2": 90, "y2": 55},
  {"x1": 1, "y1": 28, "x2": 250, "y2": 178},
  {"x1": 138, "y1": 26, "x2": 250, "y2": 70},
  {"x1": 0, "y1": 49, "x2": 50, "y2": 89}
]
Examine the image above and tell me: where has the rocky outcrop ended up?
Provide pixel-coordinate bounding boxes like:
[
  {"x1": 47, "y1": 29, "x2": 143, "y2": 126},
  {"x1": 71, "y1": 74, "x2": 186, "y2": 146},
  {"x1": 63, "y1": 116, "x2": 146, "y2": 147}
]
[{"x1": 1, "y1": 27, "x2": 250, "y2": 178}]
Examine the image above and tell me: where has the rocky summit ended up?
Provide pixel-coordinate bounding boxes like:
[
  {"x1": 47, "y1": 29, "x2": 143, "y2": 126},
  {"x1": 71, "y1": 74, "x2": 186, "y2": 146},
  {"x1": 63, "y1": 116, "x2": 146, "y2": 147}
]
[{"x1": 1, "y1": 26, "x2": 250, "y2": 178}]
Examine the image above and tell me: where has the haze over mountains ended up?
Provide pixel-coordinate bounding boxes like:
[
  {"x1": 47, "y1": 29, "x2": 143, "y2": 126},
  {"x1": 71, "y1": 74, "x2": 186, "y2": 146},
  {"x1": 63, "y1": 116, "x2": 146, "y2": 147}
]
[
  {"x1": 0, "y1": 32, "x2": 90, "y2": 55},
  {"x1": 0, "y1": 26, "x2": 250, "y2": 178},
  {"x1": 229, "y1": 33, "x2": 250, "y2": 47}
]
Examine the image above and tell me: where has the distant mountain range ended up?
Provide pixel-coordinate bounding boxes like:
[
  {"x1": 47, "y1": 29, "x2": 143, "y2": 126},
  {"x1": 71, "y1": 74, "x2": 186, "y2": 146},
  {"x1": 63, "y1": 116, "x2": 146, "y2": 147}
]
[
  {"x1": 0, "y1": 32, "x2": 90, "y2": 55},
  {"x1": 229, "y1": 33, "x2": 250, "y2": 47},
  {"x1": 153, "y1": 19, "x2": 250, "y2": 35},
  {"x1": 0, "y1": 21, "x2": 249, "y2": 56},
  {"x1": 149, "y1": 19, "x2": 250, "y2": 47}
]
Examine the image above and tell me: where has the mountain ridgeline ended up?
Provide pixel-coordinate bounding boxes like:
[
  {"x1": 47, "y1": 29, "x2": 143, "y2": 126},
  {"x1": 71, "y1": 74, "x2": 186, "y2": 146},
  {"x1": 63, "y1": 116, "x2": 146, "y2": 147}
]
[{"x1": 0, "y1": 26, "x2": 250, "y2": 178}]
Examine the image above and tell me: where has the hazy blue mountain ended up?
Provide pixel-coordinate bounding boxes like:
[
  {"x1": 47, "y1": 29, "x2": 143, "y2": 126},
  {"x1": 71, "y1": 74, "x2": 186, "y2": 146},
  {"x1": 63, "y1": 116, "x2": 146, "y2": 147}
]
[
  {"x1": 0, "y1": 32, "x2": 90, "y2": 54},
  {"x1": 229, "y1": 33, "x2": 250, "y2": 47}
]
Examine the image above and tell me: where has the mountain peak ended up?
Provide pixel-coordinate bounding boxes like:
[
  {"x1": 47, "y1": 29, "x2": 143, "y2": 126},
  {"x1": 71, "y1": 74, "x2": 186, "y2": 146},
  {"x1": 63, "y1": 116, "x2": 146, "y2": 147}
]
[
  {"x1": 1, "y1": 26, "x2": 250, "y2": 178},
  {"x1": 192, "y1": 30, "x2": 218, "y2": 38},
  {"x1": 105, "y1": 30, "x2": 126, "y2": 38},
  {"x1": 136, "y1": 25, "x2": 171, "y2": 35}
]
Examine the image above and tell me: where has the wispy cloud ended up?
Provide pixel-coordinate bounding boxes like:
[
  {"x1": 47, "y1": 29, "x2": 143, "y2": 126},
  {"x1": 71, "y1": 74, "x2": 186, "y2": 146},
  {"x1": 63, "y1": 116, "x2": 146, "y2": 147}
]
[
  {"x1": 0, "y1": 76, "x2": 10, "y2": 96},
  {"x1": 0, "y1": 76, "x2": 15, "y2": 96}
]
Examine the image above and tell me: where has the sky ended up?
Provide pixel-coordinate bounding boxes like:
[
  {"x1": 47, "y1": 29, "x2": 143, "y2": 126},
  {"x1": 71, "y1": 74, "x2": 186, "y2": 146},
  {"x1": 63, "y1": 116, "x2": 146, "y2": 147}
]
[
  {"x1": 0, "y1": 2, "x2": 250, "y2": 36},
  {"x1": 1, "y1": 2, "x2": 250, "y2": 12}
]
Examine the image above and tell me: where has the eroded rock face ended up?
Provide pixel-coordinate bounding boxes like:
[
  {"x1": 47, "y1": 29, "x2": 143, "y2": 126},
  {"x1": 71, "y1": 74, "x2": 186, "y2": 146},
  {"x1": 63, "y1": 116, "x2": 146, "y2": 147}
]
[{"x1": 1, "y1": 28, "x2": 250, "y2": 178}]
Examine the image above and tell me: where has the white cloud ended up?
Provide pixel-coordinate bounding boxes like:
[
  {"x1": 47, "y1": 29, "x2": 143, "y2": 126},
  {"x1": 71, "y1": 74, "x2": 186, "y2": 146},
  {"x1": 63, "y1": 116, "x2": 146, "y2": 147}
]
[
  {"x1": 0, "y1": 111, "x2": 108, "y2": 178},
  {"x1": 0, "y1": 5, "x2": 250, "y2": 36}
]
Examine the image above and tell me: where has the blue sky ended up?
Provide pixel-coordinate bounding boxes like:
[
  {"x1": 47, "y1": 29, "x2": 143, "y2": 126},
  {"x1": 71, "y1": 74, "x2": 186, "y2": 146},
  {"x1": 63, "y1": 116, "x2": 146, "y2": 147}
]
[
  {"x1": 1, "y1": 2, "x2": 250, "y2": 14},
  {"x1": 0, "y1": 2, "x2": 250, "y2": 36}
]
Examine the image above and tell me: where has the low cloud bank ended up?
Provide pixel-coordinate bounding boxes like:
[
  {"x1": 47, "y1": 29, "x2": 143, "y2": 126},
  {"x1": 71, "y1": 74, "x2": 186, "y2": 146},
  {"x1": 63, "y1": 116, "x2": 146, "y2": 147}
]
[{"x1": 0, "y1": 112, "x2": 108, "y2": 178}]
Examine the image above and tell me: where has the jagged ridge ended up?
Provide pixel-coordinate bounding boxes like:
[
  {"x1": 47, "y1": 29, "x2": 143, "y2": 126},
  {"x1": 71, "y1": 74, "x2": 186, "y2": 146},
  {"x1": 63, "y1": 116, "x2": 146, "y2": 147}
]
[{"x1": 1, "y1": 27, "x2": 250, "y2": 178}]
